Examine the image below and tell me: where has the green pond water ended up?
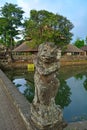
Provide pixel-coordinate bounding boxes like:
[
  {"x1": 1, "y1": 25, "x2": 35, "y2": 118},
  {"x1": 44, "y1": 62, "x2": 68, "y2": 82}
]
[{"x1": 4, "y1": 65, "x2": 87, "y2": 123}]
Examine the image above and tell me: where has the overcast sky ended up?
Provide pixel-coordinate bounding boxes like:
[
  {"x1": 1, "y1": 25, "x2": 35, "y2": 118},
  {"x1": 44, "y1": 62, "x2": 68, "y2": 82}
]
[{"x1": 1, "y1": 0, "x2": 87, "y2": 42}]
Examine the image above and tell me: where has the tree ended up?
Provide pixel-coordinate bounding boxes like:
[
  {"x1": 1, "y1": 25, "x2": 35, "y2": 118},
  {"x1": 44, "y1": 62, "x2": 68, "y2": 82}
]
[
  {"x1": 24, "y1": 10, "x2": 74, "y2": 48},
  {"x1": 74, "y1": 38, "x2": 85, "y2": 48},
  {"x1": 0, "y1": 18, "x2": 9, "y2": 45},
  {"x1": 0, "y1": 3, "x2": 24, "y2": 49},
  {"x1": 85, "y1": 36, "x2": 87, "y2": 45}
]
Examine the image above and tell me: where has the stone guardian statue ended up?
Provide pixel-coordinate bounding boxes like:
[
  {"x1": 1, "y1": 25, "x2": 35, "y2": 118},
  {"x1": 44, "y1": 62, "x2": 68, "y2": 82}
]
[{"x1": 31, "y1": 42, "x2": 65, "y2": 130}]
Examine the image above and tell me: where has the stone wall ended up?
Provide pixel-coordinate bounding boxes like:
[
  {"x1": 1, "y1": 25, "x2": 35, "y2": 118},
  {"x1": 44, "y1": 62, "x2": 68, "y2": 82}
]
[{"x1": 60, "y1": 55, "x2": 87, "y2": 66}]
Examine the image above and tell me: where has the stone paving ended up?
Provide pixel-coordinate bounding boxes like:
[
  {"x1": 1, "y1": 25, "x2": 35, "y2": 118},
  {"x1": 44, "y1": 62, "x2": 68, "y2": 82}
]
[
  {"x1": 0, "y1": 69, "x2": 33, "y2": 130},
  {"x1": 0, "y1": 78, "x2": 27, "y2": 130}
]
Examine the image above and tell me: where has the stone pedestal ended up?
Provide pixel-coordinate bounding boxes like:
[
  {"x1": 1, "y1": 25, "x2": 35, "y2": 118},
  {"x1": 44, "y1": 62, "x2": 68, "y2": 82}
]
[
  {"x1": 31, "y1": 100, "x2": 64, "y2": 130},
  {"x1": 31, "y1": 42, "x2": 66, "y2": 130}
]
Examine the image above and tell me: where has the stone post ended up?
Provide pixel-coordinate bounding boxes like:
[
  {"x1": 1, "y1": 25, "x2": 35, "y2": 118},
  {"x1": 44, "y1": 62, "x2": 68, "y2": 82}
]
[{"x1": 30, "y1": 42, "x2": 66, "y2": 130}]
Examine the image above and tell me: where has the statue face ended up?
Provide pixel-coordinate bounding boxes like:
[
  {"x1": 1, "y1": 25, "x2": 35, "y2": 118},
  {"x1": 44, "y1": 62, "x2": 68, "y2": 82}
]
[{"x1": 38, "y1": 43, "x2": 57, "y2": 63}]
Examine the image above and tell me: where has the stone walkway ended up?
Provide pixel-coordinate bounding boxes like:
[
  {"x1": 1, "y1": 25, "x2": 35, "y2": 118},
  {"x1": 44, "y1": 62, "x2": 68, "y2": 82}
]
[
  {"x1": 0, "y1": 69, "x2": 33, "y2": 130},
  {"x1": 0, "y1": 78, "x2": 27, "y2": 130}
]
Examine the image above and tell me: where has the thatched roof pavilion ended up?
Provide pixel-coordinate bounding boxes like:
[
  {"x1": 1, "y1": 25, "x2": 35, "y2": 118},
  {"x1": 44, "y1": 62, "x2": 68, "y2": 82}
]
[
  {"x1": 13, "y1": 42, "x2": 38, "y2": 53},
  {"x1": 12, "y1": 41, "x2": 38, "y2": 61},
  {"x1": 81, "y1": 45, "x2": 87, "y2": 55},
  {"x1": 64, "y1": 44, "x2": 85, "y2": 55},
  {"x1": 81, "y1": 45, "x2": 87, "y2": 51}
]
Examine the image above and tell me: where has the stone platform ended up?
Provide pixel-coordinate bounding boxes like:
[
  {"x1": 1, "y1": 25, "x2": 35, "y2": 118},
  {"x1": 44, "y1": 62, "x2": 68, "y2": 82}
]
[{"x1": 0, "y1": 69, "x2": 33, "y2": 130}]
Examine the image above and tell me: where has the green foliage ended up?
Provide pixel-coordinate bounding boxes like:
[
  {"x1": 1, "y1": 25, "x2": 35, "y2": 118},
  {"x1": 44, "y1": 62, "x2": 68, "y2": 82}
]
[
  {"x1": 74, "y1": 38, "x2": 85, "y2": 48},
  {"x1": 84, "y1": 76, "x2": 87, "y2": 91},
  {"x1": 85, "y1": 36, "x2": 87, "y2": 45},
  {"x1": 0, "y1": 3, "x2": 24, "y2": 48},
  {"x1": 26, "y1": 40, "x2": 39, "y2": 48},
  {"x1": 55, "y1": 78, "x2": 71, "y2": 109},
  {"x1": 74, "y1": 73, "x2": 83, "y2": 80},
  {"x1": 24, "y1": 10, "x2": 74, "y2": 47}
]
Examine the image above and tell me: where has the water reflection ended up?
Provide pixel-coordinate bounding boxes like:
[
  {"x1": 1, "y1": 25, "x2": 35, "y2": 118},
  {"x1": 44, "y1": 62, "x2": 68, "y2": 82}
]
[
  {"x1": 84, "y1": 78, "x2": 87, "y2": 91},
  {"x1": 23, "y1": 81, "x2": 34, "y2": 103},
  {"x1": 64, "y1": 75, "x2": 87, "y2": 122},
  {"x1": 74, "y1": 72, "x2": 87, "y2": 91},
  {"x1": 4, "y1": 66, "x2": 87, "y2": 122},
  {"x1": 13, "y1": 78, "x2": 27, "y2": 94},
  {"x1": 55, "y1": 78, "x2": 71, "y2": 109}
]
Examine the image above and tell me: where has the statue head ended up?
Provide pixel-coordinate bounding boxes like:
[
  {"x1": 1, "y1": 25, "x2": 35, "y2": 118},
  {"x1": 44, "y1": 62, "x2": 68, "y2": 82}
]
[{"x1": 38, "y1": 42, "x2": 58, "y2": 63}]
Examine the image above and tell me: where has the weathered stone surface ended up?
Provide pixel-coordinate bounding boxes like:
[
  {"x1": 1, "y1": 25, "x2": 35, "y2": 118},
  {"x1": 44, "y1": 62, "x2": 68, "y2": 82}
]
[
  {"x1": 31, "y1": 99, "x2": 63, "y2": 128},
  {"x1": 33, "y1": 71, "x2": 60, "y2": 105},
  {"x1": 31, "y1": 42, "x2": 65, "y2": 130}
]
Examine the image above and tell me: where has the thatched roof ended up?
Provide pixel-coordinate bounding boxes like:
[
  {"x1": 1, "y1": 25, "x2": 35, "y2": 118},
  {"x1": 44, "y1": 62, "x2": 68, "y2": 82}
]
[
  {"x1": 81, "y1": 45, "x2": 87, "y2": 51},
  {"x1": 13, "y1": 42, "x2": 38, "y2": 52},
  {"x1": 65, "y1": 44, "x2": 84, "y2": 53}
]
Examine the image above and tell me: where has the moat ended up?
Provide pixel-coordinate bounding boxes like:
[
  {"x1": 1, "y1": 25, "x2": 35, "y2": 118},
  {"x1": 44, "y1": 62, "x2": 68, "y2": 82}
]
[{"x1": 4, "y1": 65, "x2": 87, "y2": 123}]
